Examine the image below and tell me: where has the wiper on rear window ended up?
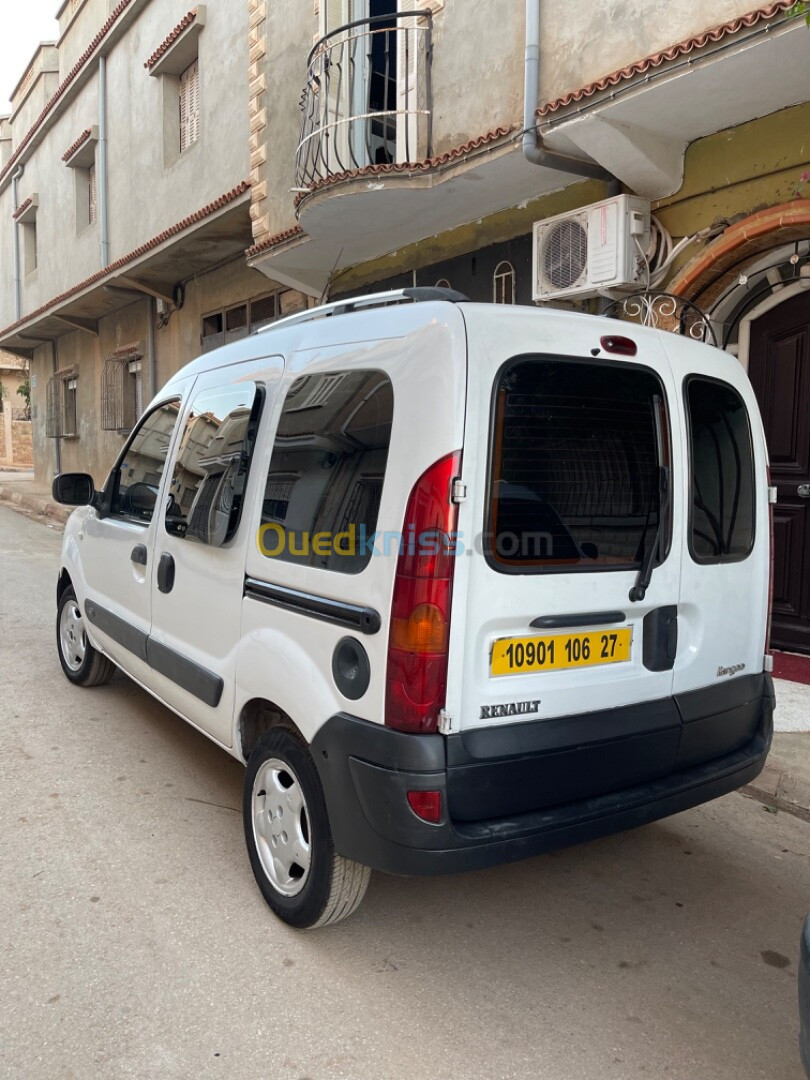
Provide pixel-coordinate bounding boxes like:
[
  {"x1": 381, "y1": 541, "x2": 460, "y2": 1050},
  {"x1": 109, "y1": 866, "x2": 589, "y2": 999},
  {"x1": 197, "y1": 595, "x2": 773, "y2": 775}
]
[
  {"x1": 629, "y1": 394, "x2": 669, "y2": 603},
  {"x1": 629, "y1": 464, "x2": 670, "y2": 602}
]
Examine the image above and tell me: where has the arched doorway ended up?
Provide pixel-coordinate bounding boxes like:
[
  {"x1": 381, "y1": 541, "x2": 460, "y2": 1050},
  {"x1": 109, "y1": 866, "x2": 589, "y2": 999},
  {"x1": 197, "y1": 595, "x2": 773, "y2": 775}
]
[
  {"x1": 748, "y1": 290, "x2": 810, "y2": 654},
  {"x1": 670, "y1": 200, "x2": 810, "y2": 656}
]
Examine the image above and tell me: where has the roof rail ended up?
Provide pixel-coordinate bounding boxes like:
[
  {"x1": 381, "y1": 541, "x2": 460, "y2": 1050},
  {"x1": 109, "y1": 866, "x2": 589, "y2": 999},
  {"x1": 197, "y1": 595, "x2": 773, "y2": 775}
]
[{"x1": 254, "y1": 286, "x2": 470, "y2": 334}]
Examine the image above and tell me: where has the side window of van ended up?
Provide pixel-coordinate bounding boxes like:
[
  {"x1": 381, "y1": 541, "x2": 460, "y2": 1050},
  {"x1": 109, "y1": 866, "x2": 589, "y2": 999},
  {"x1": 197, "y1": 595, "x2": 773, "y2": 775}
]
[
  {"x1": 165, "y1": 383, "x2": 263, "y2": 546},
  {"x1": 487, "y1": 357, "x2": 670, "y2": 572},
  {"x1": 686, "y1": 377, "x2": 755, "y2": 563},
  {"x1": 109, "y1": 399, "x2": 182, "y2": 523},
  {"x1": 260, "y1": 370, "x2": 393, "y2": 574}
]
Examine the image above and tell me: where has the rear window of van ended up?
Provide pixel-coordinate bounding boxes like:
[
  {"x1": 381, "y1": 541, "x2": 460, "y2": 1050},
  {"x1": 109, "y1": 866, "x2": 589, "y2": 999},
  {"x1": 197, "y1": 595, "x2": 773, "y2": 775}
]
[
  {"x1": 686, "y1": 377, "x2": 755, "y2": 563},
  {"x1": 487, "y1": 356, "x2": 670, "y2": 572}
]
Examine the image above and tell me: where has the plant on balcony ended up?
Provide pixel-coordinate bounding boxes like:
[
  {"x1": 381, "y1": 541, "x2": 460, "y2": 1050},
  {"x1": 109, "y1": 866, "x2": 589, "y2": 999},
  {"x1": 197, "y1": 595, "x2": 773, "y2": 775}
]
[{"x1": 788, "y1": 1, "x2": 810, "y2": 24}]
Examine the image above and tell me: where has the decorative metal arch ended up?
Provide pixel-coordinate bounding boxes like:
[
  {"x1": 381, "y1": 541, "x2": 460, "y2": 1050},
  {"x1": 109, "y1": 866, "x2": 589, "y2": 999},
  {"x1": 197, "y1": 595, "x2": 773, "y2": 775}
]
[{"x1": 603, "y1": 291, "x2": 717, "y2": 346}]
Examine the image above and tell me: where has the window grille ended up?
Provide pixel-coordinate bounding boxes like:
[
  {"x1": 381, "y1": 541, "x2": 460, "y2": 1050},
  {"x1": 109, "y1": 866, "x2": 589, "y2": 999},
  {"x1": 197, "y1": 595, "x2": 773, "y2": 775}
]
[
  {"x1": 179, "y1": 60, "x2": 200, "y2": 152},
  {"x1": 101, "y1": 354, "x2": 142, "y2": 431},
  {"x1": 46, "y1": 368, "x2": 79, "y2": 438},
  {"x1": 493, "y1": 261, "x2": 516, "y2": 305},
  {"x1": 63, "y1": 377, "x2": 78, "y2": 437},
  {"x1": 250, "y1": 293, "x2": 277, "y2": 329}
]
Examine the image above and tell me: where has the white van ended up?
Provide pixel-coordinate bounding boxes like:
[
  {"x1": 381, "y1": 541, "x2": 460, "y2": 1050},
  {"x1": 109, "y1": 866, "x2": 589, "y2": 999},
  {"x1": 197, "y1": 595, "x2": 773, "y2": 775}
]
[{"x1": 53, "y1": 288, "x2": 775, "y2": 928}]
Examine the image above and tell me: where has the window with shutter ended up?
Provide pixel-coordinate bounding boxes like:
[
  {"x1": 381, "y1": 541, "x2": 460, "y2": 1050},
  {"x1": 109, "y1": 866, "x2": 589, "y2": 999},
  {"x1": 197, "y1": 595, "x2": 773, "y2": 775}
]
[
  {"x1": 101, "y1": 358, "x2": 125, "y2": 430},
  {"x1": 179, "y1": 60, "x2": 200, "y2": 152},
  {"x1": 63, "y1": 377, "x2": 78, "y2": 437},
  {"x1": 88, "y1": 164, "x2": 97, "y2": 225},
  {"x1": 45, "y1": 376, "x2": 62, "y2": 438}
]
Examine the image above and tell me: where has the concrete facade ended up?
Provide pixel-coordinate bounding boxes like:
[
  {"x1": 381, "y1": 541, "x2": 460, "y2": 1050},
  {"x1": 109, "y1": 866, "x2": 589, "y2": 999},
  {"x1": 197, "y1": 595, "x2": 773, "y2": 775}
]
[{"x1": 0, "y1": 0, "x2": 807, "y2": 487}]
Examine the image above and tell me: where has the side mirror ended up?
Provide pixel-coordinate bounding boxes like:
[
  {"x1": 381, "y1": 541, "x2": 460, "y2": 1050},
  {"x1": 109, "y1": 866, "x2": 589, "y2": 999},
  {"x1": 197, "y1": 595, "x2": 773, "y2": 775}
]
[{"x1": 52, "y1": 473, "x2": 95, "y2": 506}]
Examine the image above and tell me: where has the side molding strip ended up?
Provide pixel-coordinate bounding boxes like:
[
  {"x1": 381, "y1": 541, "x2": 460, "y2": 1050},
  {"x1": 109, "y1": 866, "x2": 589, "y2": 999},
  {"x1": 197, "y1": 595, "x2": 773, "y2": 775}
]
[
  {"x1": 84, "y1": 599, "x2": 149, "y2": 662},
  {"x1": 146, "y1": 638, "x2": 224, "y2": 708},
  {"x1": 244, "y1": 577, "x2": 381, "y2": 635},
  {"x1": 84, "y1": 597, "x2": 223, "y2": 707}
]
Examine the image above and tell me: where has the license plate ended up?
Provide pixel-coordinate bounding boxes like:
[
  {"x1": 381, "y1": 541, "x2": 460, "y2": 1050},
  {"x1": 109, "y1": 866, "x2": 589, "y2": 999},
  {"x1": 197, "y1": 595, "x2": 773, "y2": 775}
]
[{"x1": 490, "y1": 628, "x2": 632, "y2": 677}]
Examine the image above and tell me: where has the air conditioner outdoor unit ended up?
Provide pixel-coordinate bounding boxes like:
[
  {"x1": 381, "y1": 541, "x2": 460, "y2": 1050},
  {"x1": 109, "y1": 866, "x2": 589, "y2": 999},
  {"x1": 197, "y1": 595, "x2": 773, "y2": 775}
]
[{"x1": 532, "y1": 194, "x2": 651, "y2": 302}]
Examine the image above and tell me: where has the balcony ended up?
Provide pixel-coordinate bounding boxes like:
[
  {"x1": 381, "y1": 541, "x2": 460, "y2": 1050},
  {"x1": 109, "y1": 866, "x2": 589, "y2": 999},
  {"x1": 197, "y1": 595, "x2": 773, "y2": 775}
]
[{"x1": 295, "y1": 10, "x2": 433, "y2": 189}]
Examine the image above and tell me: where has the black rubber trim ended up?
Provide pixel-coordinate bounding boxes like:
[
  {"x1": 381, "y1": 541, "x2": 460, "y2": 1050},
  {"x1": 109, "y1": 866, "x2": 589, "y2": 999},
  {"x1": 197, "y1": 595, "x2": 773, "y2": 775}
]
[
  {"x1": 675, "y1": 672, "x2": 763, "y2": 722},
  {"x1": 530, "y1": 610, "x2": 626, "y2": 629},
  {"x1": 83, "y1": 599, "x2": 148, "y2": 662},
  {"x1": 244, "y1": 577, "x2": 381, "y2": 635},
  {"x1": 145, "y1": 638, "x2": 223, "y2": 708},
  {"x1": 130, "y1": 544, "x2": 148, "y2": 566}
]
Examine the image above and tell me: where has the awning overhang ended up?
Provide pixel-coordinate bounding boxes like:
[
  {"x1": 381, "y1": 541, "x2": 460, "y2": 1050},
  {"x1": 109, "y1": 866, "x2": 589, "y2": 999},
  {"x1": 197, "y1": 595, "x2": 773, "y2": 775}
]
[
  {"x1": 538, "y1": 15, "x2": 807, "y2": 200},
  {"x1": 0, "y1": 193, "x2": 252, "y2": 355}
]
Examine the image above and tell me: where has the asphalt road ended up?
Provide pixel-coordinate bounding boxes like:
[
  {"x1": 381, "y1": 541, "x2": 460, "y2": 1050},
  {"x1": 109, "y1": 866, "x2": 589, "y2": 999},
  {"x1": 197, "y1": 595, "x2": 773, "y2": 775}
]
[{"x1": 1, "y1": 503, "x2": 808, "y2": 1080}]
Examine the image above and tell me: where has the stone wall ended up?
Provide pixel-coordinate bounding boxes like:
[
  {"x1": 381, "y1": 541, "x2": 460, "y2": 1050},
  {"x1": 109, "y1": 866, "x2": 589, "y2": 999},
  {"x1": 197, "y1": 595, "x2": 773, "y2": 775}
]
[{"x1": 10, "y1": 421, "x2": 33, "y2": 467}]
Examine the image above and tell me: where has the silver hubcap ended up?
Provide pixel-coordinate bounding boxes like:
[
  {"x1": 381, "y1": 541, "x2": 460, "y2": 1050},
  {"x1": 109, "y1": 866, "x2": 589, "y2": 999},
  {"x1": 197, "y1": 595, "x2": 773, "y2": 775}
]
[
  {"x1": 252, "y1": 758, "x2": 311, "y2": 897},
  {"x1": 59, "y1": 600, "x2": 87, "y2": 672}
]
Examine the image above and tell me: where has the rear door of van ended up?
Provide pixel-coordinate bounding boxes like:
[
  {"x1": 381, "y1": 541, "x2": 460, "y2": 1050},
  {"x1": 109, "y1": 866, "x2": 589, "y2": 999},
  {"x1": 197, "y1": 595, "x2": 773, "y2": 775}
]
[
  {"x1": 444, "y1": 307, "x2": 685, "y2": 820},
  {"x1": 664, "y1": 337, "x2": 770, "y2": 768}
]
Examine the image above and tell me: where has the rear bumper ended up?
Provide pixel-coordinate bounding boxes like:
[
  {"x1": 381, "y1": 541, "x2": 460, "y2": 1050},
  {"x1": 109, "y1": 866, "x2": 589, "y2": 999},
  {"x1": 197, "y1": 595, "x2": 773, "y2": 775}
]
[
  {"x1": 801, "y1": 915, "x2": 810, "y2": 1078},
  {"x1": 312, "y1": 673, "x2": 774, "y2": 876}
]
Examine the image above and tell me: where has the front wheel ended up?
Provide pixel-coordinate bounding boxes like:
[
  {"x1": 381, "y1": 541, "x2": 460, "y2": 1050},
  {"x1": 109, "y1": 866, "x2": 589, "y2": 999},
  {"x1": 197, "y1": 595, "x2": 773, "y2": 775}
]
[
  {"x1": 243, "y1": 729, "x2": 370, "y2": 929},
  {"x1": 56, "y1": 586, "x2": 116, "y2": 687}
]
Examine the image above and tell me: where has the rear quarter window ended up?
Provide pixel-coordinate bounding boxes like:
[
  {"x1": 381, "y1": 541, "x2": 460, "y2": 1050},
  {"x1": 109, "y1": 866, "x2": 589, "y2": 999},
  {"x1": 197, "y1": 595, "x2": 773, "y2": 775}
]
[{"x1": 686, "y1": 376, "x2": 755, "y2": 563}]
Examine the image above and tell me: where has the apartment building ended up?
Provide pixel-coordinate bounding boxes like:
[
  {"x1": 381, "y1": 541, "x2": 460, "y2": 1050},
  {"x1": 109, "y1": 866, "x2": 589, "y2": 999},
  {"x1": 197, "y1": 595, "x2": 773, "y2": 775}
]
[
  {"x1": 244, "y1": 0, "x2": 809, "y2": 656},
  {"x1": 0, "y1": 0, "x2": 306, "y2": 490},
  {"x1": 0, "y1": 0, "x2": 807, "y2": 652}
]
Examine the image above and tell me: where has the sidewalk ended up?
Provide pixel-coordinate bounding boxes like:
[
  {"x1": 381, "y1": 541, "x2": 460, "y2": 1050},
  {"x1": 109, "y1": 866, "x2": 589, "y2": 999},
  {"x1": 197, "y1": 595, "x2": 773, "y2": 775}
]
[
  {"x1": 2, "y1": 468, "x2": 809, "y2": 817},
  {"x1": 0, "y1": 469, "x2": 71, "y2": 525}
]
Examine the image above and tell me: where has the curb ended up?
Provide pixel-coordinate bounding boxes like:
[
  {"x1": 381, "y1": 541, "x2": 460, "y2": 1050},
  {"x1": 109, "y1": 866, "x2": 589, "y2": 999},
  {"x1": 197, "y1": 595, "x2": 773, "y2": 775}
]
[
  {"x1": 0, "y1": 484, "x2": 70, "y2": 525},
  {"x1": 742, "y1": 755, "x2": 810, "y2": 822}
]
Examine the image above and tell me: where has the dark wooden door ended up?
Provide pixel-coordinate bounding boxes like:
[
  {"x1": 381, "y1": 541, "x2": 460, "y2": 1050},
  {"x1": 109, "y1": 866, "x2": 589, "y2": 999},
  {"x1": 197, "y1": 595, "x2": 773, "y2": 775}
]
[{"x1": 749, "y1": 291, "x2": 810, "y2": 654}]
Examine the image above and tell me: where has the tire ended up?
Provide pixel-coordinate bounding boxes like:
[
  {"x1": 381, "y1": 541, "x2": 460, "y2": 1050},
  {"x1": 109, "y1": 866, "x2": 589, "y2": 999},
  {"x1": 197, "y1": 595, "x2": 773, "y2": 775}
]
[
  {"x1": 56, "y1": 586, "x2": 116, "y2": 687},
  {"x1": 243, "y1": 728, "x2": 371, "y2": 929}
]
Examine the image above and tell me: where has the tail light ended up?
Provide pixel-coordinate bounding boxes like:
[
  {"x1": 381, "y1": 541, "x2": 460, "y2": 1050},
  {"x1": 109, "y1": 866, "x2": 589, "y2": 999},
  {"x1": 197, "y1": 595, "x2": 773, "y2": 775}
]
[{"x1": 385, "y1": 451, "x2": 462, "y2": 733}]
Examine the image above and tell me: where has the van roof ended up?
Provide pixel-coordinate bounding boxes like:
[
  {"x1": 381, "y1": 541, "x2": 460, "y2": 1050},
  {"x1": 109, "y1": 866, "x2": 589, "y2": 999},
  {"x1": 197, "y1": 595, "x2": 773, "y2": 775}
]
[{"x1": 160, "y1": 289, "x2": 721, "y2": 394}]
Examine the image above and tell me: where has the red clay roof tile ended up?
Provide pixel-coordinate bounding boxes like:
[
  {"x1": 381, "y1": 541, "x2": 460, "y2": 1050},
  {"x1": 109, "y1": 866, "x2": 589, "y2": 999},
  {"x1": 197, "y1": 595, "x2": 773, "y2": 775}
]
[
  {"x1": 12, "y1": 196, "x2": 33, "y2": 221},
  {"x1": 144, "y1": 10, "x2": 198, "y2": 71},
  {"x1": 61, "y1": 128, "x2": 93, "y2": 163}
]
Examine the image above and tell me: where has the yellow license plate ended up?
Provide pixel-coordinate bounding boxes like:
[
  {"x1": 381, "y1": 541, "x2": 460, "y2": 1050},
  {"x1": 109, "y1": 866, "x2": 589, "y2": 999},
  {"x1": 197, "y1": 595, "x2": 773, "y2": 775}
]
[{"x1": 490, "y1": 628, "x2": 632, "y2": 677}]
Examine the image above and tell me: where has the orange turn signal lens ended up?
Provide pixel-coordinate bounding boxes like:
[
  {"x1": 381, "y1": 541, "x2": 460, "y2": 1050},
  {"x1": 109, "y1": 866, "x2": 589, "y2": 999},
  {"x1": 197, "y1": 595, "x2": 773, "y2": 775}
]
[{"x1": 390, "y1": 603, "x2": 448, "y2": 654}]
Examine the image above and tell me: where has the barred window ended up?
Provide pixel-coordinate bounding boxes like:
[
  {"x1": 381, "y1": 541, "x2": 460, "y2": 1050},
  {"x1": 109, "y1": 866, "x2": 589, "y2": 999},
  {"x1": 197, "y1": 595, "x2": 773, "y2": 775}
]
[
  {"x1": 45, "y1": 368, "x2": 79, "y2": 438},
  {"x1": 101, "y1": 351, "x2": 143, "y2": 432}
]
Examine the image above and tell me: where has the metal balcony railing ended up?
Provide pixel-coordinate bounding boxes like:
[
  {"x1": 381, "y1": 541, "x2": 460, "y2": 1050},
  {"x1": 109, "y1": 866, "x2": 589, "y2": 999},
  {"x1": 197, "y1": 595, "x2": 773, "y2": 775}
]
[{"x1": 296, "y1": 11, "x2": 433, "y2": 190}]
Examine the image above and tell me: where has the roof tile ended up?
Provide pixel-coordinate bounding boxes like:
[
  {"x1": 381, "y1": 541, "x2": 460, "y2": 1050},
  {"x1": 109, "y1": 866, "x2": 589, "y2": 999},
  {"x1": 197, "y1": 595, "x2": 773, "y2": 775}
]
[{"x1": 144, "y1": 10, "x2": 198, "y2": 71}]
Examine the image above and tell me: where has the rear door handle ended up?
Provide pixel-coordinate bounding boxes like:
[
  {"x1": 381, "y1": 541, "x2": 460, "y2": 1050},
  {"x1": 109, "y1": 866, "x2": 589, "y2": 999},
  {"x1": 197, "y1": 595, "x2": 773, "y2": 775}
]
[
  {"x1": 131, "y1": 544, "x2": 148, "y2": 566},
  {"x1": 798, "y1": 484, "x2": 810, "y2": 499},
  {"x1": 157, "y1": 553, "x2": 175, "y2": 594}
]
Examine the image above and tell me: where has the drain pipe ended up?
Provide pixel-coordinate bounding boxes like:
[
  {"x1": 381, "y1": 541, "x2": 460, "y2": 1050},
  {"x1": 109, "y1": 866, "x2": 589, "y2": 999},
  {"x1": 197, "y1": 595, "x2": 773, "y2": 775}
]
[
  {"x1": 12, "y1": 163, "x2": 24, "y2": 320},
  {"x1": 98, "y1": 55, "x2": 110, "y2": 267},
  {"x1": 523, "y1": 0, "x2": 616, "y2": 184},
  {"x1": 147, "y1": 296, "x2": 158, "y2": 400},
  {"x1": 51, "y1": 340, "x2": 61, "y2": 476}
]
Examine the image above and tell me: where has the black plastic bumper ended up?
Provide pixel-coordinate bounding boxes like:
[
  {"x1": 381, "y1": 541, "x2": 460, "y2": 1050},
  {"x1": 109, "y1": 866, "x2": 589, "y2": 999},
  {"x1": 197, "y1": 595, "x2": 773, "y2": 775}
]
[{"x1": 311, "y1": 673, "x2": 774, "y2": 876}]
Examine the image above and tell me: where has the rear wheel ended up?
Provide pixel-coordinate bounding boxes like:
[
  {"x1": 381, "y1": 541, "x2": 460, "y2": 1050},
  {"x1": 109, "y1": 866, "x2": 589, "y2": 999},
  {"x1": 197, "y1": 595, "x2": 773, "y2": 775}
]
[
  {"x1": 243, "y1": 728, "x2": 370, "y2": 929},
  {"x1": 56, "y1": 587, "x2": 116, "y2": 687}
]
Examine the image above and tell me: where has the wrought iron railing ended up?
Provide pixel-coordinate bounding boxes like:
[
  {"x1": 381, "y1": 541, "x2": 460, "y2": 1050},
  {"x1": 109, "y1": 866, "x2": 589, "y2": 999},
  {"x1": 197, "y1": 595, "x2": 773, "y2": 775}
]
[
  {"x1": 603, "y1": 292, "x2": 717, "y2": 346},
  {"x1": 296, "y1": 11, "x2": 433, "y2": 190}
]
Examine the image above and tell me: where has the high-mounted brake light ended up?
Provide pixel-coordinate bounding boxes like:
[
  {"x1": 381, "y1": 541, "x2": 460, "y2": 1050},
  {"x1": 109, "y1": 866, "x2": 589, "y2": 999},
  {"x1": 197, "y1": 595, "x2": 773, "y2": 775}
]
[
  {"x1": 385, "y1": 451, "x2": 462, "y2": 734},
  {"x1": 600, "y1": 335, "x2": 637, "y2": 357}
]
